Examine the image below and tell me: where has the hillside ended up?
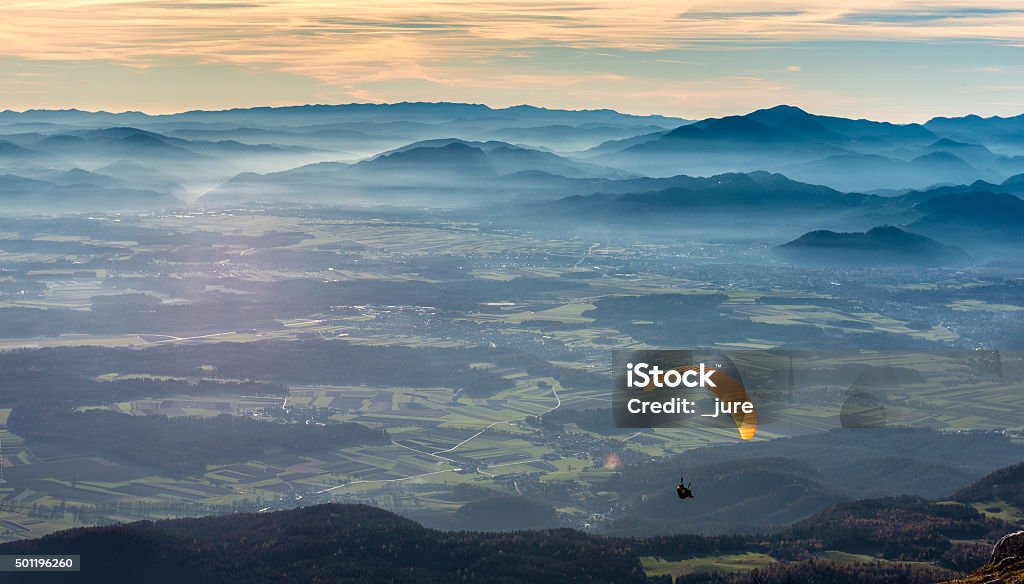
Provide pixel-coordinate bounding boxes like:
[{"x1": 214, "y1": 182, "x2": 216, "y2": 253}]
[
  {"x1": 600, "y1": 427, "x2": 1024, "y2": 534},
  {"x1": 582, "y1": 104, "x2": 1024, "y2": 191},
  {"x1": 950, "y1": 556, "x2": 1024, "y2": 584},
  {"x1": 9, "y1": 454, "x2": 1024, "y2": 583},
  {"x1": 778, "y1": 226, "x2": 969, "y2": 266},
  {"x1": 953, "y1": 461, "x2": 1024, "y2": 512},
  {"x1": 513, "y1": 171, "x2": 879, "y2": 239},
  {"x1": 584, "y1": 105, "x2": 958, "y2": 187},
  {"x1": 0, "y1": 504, "x2": 646, "y2": 584},
  {"x1": 0, "y1": 173, "x2": 183, "y2": 212},
  {"x1": 908, "y1": 191, "x2": 1024, "y2": 246},
  {"x1": 199, "y1": 139, "x2": 630, "y2": 206},
  {"x1": 0, "y1": 492, "x2": 1005, "y2": 583}
]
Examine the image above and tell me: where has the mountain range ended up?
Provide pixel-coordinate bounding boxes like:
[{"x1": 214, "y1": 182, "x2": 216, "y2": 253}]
[
  {"x1": 2, "y1": 102, "x2": 1024, "y2": 264},
  {"x1": 582, "y1": 105, "x2": 1024, "y2": 191}
]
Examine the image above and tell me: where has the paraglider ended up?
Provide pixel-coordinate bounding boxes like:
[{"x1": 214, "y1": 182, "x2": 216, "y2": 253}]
[{"x1": 676, "y1": 476, "x2": 694, "y2": 500}]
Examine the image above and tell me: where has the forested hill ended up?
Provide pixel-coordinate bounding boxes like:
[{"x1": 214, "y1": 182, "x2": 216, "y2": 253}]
[
  {"x1": 0, "y1": 497, "x2": 997, "y2": 583},
  {"x1": 0, "y1": 504, "x2": 647, "y2": 584},
  {"x1": 11, "y1": 459, "x2": 1024, "y2": 583}
]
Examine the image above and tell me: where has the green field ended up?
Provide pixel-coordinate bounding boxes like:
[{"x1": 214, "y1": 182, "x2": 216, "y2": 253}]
[{"x1": 641, "y1": 553, "x2": 777, "y2": 578}]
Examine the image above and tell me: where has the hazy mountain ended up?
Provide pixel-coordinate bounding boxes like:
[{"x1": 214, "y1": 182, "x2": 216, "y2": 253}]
[
  {"x1": 373, "y1": 138, "x2": 632, "y2": 178},
  {"x1": 0, "y1": 102, "x2": 679, "y2": 127},
  {"x1": 1000, "y1": 171, "x2": 1024, "y2": 190},
  {"x1": 508, "y1": 171, "x2": 880, "y2": 239},
  {"x1": 156, "y1": 102, "x2": 685, "y2": 128},
  {"x1": 0, "y1": 172, "x2": 183, "y2": 212},
  {"x1": 3, "y1": 102, "x2": 1023, "y2": 215},
  {"x1": 0, "y1": 126, "x2": 342, "y2": 201},
  {"x1": 920, "y1": 138, "x2": 1001, "y2": 166},
  {"x1": 369, "y1": 141, "x2": 495, "y2": 174},
  {"x1": 889, "y1": 172, "x2": 1024, "y2": 210},
  {"x1": 31, "y1": 127, "x2": 208, "y2": 161},
  {"x1": 14, "y1": 126, "x2": 323, "y2": 162},
  {"x1": 94, "y1": 160, "x2": 188, "y2": 195},
  {"x1": 40, "y1": 168, "x2": 126, "y2": 189},
  {"x1": 480, "y1": 123, "x2": 671, "y2": 151},
  {"x1": 604, "y1": 428, "x2": 1021, "y2": 534},
  {"x1": 926, "y1": 112, "x2": 1024, "y2": 153},
  {"x1": 578, "y1": 104, "x2": 1024, "y2": 191},
  {"x1": 587, "y1": 114, "x2": 848, "y2": 178},
  {"x1": 908, "y1": 191, "x2": 1024, "y2": 249},
  {"x1": 576, "y1": 127, "x2": 672, "y2": 157},
  {"x1": 1, "y1": 103, "x2": 685, "y2": 159},
  {"x1": 749, "y1": 105, "x2": 936, "y2": 143},
  {"x1": 200, "y1": 140, "x2": 632, "y2": 206},
  {"x1": 778, "y1": 226, "x2": 970, "y2": 266},
  {"x1": 743, "y1": 105, "x2": 848, "y2": 141},
  {"x1": 583, "y1": 105, "x2": 944, "y2": 186},
  {"x1": 625, "y1": 458, "x2": 846, "y2": 534},
  {"x1": 0, "y1": 138, "x2": 35, "y2": 159},
  {"x1": 6, "y1": 166, "x2": 189, "y2": 207},
  {"x1": 783, "y1": 149, "x2": 993, "y2": 192}
]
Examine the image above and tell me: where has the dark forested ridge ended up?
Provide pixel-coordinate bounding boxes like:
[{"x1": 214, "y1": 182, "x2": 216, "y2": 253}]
[
  {"x1": 952, "y1": 461, "x2": 1024, "y2": 509},
  {"x1": 770, "y1": 496, "x2": 1005, "y2": 570},
  {"x1": 3, "y1": 479, "x2": 1020, "y2": 584},
  {"x1": 0, "y1": 504, "x2": 647, "y2": 584}
]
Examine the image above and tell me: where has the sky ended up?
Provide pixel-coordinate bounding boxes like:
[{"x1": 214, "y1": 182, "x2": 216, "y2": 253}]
[{"x1": 2, "y1": 1, "x2": 1024, "y2": 121}]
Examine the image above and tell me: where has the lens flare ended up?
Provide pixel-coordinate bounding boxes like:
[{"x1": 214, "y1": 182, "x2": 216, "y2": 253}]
[{"x1": 603, "y1": 452, "x2": 623, "y2": 470}]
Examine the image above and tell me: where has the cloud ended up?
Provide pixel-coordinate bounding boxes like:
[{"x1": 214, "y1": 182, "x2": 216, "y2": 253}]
[
  {"x1": 4, "y1": 2, "x2": 1024, "y2": 74},
  {"x1": 0, "y1": 1, "x2": 1023, "y2": 119}
]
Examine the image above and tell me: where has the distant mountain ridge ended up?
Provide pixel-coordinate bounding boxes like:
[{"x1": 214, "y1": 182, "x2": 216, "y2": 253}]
[
  {"x1": 1, "y1": 102, "x2": 686, "y2": 126},
  {"x1": 0, "y1": 172, "x2": 182, "y2": 212},
  {"x1": 583, "y1": 104, "x2": 1024, "y2": 191},
  {"x1": 910, "y1": 191, "x2": 1024, "y2": 242},
  {"x1": 4, "y1": 102, "x2": 1024, "y2": 214},
  {"x1": 503, "y1": 170, "x2": 881, "y2": 240},
  {"x1": 199, "y1": 139, "x2": 635, "y2": 205}
]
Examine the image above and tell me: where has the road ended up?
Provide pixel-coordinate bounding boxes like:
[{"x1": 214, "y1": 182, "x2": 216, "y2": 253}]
[{"x1": 313, "y1": 381, "x2": 563, "y2": 494}]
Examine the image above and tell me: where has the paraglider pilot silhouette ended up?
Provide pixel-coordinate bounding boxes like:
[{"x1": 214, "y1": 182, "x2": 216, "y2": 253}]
[{"x1": 676, "y1": 476, "x2": 694, "y2": 500}]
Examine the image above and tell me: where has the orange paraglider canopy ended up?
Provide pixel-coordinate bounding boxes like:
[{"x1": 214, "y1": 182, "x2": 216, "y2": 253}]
[{"x1": 672, "y1": 365, "x2": 756, "y2": 440}]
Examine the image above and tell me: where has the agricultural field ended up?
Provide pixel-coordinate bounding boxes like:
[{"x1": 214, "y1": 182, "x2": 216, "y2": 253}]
[
  {"x1": 2, "y1": 209, "x2": 1024, "y2": 542},
  {"x1": 641, "y1": 552, "x2": 777, "y2": 579}
]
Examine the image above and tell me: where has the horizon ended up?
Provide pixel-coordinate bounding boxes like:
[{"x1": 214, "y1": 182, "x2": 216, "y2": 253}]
[
  {"x1": 2, "y1": 101, "x2": 1019, "y2": 125},
  {"x1": 3, "y1": 2, "x2": 1024, "y2": 122}
]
